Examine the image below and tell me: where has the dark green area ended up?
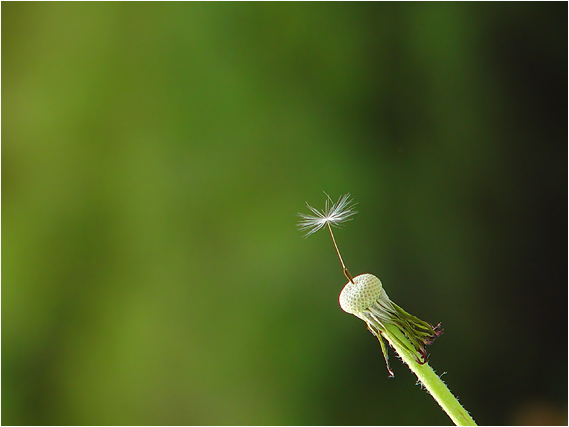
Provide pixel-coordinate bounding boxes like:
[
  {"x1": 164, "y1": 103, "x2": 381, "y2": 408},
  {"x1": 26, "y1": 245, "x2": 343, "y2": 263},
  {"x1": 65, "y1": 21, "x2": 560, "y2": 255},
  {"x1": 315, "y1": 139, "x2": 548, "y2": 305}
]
[{"x1": 3, "y1": 3, "x2": 567, "y2": 425}]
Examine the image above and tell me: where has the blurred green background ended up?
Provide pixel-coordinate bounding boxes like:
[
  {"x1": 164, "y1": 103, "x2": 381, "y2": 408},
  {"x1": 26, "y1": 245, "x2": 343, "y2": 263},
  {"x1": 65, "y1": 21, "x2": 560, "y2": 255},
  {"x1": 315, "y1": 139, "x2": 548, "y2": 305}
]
[{"x1": 3, "y1": 2, "x2": 567, "y2": 426}]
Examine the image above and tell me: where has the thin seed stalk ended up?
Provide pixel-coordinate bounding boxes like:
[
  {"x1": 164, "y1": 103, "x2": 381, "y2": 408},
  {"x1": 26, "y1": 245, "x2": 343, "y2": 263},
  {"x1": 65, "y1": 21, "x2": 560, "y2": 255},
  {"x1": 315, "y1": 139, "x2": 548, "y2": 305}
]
[{"x1": 326, "y1": 222, "x2": 354, "y2": 283}]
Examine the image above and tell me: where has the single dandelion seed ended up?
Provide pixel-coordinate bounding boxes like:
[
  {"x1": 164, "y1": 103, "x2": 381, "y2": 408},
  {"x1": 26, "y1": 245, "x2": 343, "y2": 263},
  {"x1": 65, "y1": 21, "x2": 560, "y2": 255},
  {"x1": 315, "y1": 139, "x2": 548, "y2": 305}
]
[
  {"x1": 297, "y1": 193, "x2": 476, "y2": 426},
  {"x1": 297, "y1": 192, "x2": 358, "y2": 282}
]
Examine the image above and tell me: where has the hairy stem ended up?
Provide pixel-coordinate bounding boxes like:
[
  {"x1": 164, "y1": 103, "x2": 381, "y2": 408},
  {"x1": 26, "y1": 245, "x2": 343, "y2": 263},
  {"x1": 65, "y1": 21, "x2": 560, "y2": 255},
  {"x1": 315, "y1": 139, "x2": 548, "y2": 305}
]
[{"x1": 384, "y1": 324, "x2": 477, "y2": 426}]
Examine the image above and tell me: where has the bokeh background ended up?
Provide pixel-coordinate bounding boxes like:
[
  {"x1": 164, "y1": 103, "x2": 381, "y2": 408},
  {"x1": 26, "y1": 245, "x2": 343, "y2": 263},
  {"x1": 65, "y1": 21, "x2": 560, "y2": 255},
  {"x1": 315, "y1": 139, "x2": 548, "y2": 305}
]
[{"x1": 3, "y1": 2, "x2": 567, "y2": 426}]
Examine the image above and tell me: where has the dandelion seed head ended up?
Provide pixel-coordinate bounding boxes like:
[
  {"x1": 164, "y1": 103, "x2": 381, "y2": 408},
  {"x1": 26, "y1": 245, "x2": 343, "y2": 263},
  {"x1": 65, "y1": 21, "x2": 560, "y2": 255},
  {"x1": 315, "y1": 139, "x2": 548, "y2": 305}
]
[
  {"x1": 297, "y1": 193, "x2": 358, "y2": 238},
  {"x1": 339, "y1": 273, "x2": 383, "y2": 314}
]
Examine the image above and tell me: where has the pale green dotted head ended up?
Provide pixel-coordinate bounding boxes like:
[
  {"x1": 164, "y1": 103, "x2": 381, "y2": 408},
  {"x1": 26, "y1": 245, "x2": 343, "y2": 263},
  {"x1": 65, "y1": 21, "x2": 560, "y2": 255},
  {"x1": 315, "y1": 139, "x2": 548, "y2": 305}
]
[{"x1": 339, "y1": 273, "x2": 383, "y2": 314}]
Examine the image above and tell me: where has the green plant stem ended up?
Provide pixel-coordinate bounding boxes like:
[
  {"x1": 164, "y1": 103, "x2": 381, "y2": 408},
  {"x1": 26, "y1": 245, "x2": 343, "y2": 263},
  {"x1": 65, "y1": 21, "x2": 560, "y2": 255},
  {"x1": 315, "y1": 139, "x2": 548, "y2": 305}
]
[{"x1": 384, "y1": 324, "x2": 477, "y2": 426}]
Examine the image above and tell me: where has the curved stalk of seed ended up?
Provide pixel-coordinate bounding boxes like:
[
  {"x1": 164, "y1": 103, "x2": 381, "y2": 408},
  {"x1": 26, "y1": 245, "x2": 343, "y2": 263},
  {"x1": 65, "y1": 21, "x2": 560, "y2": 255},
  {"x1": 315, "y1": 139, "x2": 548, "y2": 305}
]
[{"x1": 326, "y1": 222, "x2": 354, "y2": 283}]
